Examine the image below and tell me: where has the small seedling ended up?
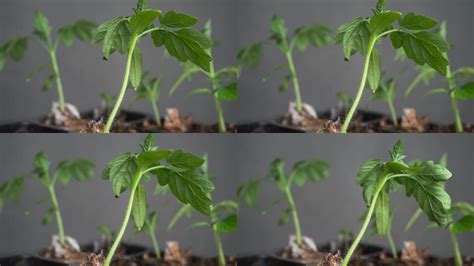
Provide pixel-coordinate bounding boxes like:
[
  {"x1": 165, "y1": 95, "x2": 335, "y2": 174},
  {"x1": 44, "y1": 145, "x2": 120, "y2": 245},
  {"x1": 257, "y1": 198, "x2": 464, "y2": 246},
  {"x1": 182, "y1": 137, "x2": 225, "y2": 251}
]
[
  {"x1": 362, "y1": 208, "x2": 398, "y2": 259},
  {"x1": 101, "y1": 134, "x2": 214, "y2": 266},
  {"x1": 169, "y1": 21, "x2": 242, "y2": 133},
  {"x1": 239, "y1": 16, "x2": 332, "y2": 112},
  {"x1": 0, "y1": 10, "x2": 96, "y2": 112},
  {"x1": 238, "y1": 158, "x2": 330, "y2": 245},
  {"x1": 100, "y1": 92, "x2": 116, "y2": 113},
  {"x1": 370, "y1": 74, "x2": 398, "y2": 126},
  {"x1": 342, "y1": 140, "x2": 453, "y2": 265},
  {"x1": 135, "y1": 211, "x2": 161, "y2": 259},
  {"x1": 335, "y1": 0, "x2": 450, "y2": 133},
  {"x1": 98, "y1": 225, "x2": 116, "y2": 245},
  {"x1": 134, "y1": 73, "x2": 162, "y2": 127},
  {"x1": 1, "y1": 153, "x2": 95, "y2": 246},
  {"x1": 93, "y1": 0, "x2": 212, "y2": 133},
  {"x1": 403, "y1": 22, "x2": 474, "y2": 133},
  {"x1": 168, "y1": 155, "x2": 238, "y2": 266}
]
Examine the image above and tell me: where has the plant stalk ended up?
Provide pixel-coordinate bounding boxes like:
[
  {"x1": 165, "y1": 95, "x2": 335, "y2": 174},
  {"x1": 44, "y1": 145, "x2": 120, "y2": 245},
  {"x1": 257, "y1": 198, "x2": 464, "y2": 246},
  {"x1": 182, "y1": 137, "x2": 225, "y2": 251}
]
[
  {"x1": 341, "y1": 35, "x2": 377, "y2": 133},
  {"x1": 48, "y1": 49, "x2": 66, "y2": 112},
  {"x1": 342, "y1": 175, "x2": 386, "y2": 266},
  {"x1": 104, "y1": 37, "x2": 138, "y2": 133},
  {"x1": 387, "y1": 231, "x2": 398, "y2": 259},
  {"x1": 150, "y1": 231, "x2": 161, "y2": 260},
  {"x1": 48, "y1": 186, "x2": 65, "y2": 245},
  {"x1": 445, "y1": 62, "x2": 463, "y2": 133},
  {"x1": 387, "y1": 99, "x2": 398, "y2": 127},
  {"x1": 150, "y1": 100, "x2": 161, "y2": 127},
  {"x1": 209, "y1": 60, "x2": 226, "y2": 133},
  {"x1": 285, "y1": 188, "x2": 302, "y2": 245},
  {"x1": 285, "y1": 51, "x2": 302, "y2": 112},
  {"x1": 450, "y1": 232, "x2": 462, "y2": 266},
  {"x1": 104, "y1": 172, "x2": 142, "y2": 266},
  {"x1": 211, "y1": 206, "x2": 226, "y2": 266},
  {"x1": 404, "y1": 208, "x2": 422, "y2": 232}
]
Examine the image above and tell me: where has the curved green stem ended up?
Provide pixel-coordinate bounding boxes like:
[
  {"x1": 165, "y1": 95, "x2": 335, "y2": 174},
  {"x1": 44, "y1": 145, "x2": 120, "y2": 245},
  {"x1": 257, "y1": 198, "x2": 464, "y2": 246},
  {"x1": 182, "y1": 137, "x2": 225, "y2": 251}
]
[
  {"x1": 104, "y1": 36, "x2": 138, "y2": 133},
  {"x1": 342, "y1": 175, "x2": 387, "y2": 266},
  {"x1": 104, "y1": 172, "x2": 142, "y2": 266},
  {"x1": 151, "y1": 100, "x2": 161, "y2": 127},
  {"x1": 48, "y1": 186, "x2": 65, "y2": 245},
  {"x1": 209, "y1": 60, "x2": 226, "y2": 133},
  {"x1": 210, "y1": 205, "x2": 226, "y2": 266},
  {"x1": 48, "y1": 50, "x2": 65, "y2": 112},
  {"x1": 150, "y1": 231, "x2": 161, "y2": 260},
  {"x1": 387, "y1": 231, "x2": 398, "y2": 259},
  {"x1": 387, "y1": 99, "x2": 398, "y2": 127},
  {"x1": 341, "y1": 35, "x2": 376, "y2": 133},
  {"x1": 285, "y1": 187, "x2": 302, "y2": 245},
  {"x1": 450, "y1": 232, "x2": 462, "y2": 266},
  {"x1": 404, "y1": 208, "x2": 422, "y2": 232},
  {"x1": 445, "y1": 62, "x2": 463, "y2": 133},
  {"x1": 285, "y1": 51, "x2": 302, "y2": 112}
]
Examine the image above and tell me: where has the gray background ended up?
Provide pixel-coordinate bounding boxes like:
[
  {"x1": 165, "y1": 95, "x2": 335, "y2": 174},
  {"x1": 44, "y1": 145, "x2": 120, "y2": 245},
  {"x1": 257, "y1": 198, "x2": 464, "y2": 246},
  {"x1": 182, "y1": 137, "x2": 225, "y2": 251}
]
[
  {"x1": 1, "y1": 134, "x2": 473, "y2": 257},
  {"x1": 1, "y1": 0, "x2": 473, "y2": 125}
]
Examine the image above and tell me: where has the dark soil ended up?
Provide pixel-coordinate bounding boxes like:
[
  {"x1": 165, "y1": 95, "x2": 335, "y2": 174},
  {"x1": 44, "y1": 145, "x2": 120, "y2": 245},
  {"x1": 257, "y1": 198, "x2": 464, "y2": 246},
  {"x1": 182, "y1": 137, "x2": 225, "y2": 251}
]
[{"x1": 277, "y1": 240, "x2": 342, "y2": 265}]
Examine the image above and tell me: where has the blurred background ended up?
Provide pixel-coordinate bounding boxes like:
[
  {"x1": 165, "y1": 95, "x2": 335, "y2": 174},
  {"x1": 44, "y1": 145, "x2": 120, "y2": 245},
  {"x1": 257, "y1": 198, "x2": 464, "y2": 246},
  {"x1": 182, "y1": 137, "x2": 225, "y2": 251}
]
[
  {"x1": 1, "y1": 0, "x2": 473, "y2": 125},
  {"x1": 0, "y1": 134, "x2": 472, "y2": 257}
]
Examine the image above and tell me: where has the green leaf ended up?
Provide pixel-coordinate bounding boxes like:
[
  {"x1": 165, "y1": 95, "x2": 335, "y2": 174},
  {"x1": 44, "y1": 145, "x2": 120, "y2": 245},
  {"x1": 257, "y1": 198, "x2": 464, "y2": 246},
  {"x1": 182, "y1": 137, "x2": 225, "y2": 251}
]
[
  {"x1": 151, "y1": 29, "x2": 165, "y2": 47},
  {"x1": 373, "y1": 0, "x2": 387, "y2": 15},
  {"x1": 214, "y1": 83, "x2": 237, "y2": 101},
  {"x1": 451, "y1": 215, "x2": 474, "y2": 234},
  {"x1": 132, "y1": 184, "x2": 147, "y2": 230},
  {"x1": 98, "y1": 225, "x2": 115, "y2": 240},
  {"x1": 174, "y1": 28, "x2": 213, "y2": 49},
  {"x1": 58, "y1": 20, "x2": 97, "y2": 47},
  {"x1": 452, "y1": 67, "x2": 474, "y2": 79},
  {"x1": 130, "y1": 48, "x2": 142, "y2": 89},
  {"x1": 214, "y1": 214, "x2": 238, "y2": 233},
  {"x1": 55, "y1": 159, "x2": 95, "y2": 185},
  {"x1": 369, "y1": 11, "x2": 401, "y2": 35},
  {"x1": 408, "y1": 161, "x2": 452, "y2": 181},
  {"x1": 187, "y1": 221, "x2": 210, "y2": 230},
  {"x1": 33, "y1": 152, "x2": 51, "y2": 187},
  {"x1": 186, "y1": 88, "x2": 211, "y2": 98},
  {"x1": 163, "y1": 30, "x2": 212, "y2": 72},
  {"x1": 159, "y1": 11, "x2": 198, "y2": 28},
  {"x1": 405, "y1": 66, "x2": 436, "y2": 96},
  {"x1": 137, "y1": 150, "x2": 172, "y2": 169},
  {"x1": 368, "y1": 48, "x2": 381, "y2": 92},
  {"x1": 270, "y1": 15, "x2": 288, "y2": 52},
  {"x1": 336, "y1": 91, "x2": 353, "y2": 106},
  {"x1": 169, "y1": 61, "x2": 202, "y2": 96},
  {"x1": 213, "y1": 200, "x2": 239, "y2": 214},
  {"x1": 130, "y1": 10, "x2": 161, "y2": 35},
  {"x1": 0, "y1": 37, "x2": 29, "y2": 68},
  {"x1": 400, "y1": 31, "x2": 449, "y2": 75},
  {"x1": 279, "y1": 75, "x2": 292, "y2": 92},
  {"x1": 453, "y1": 82, "x2": 474, "y2": 100},
  {"x1": 167, "y1": 150, "x2": 205, "y2": 170},
  {"x1": 269, "y1": 159, "x2": 288, "y2": 191},
  {"x1": 237, "y1": 179, "x2": 260, "y2": 207},
  {"x1": 140, "y1": 134, "x2": 157, "y2": 152},
  {"x1": 33, "y1": 10, "x2": 52, "y2": 42},
  {"x1": 142, "y1": 211, "x2": 158, "y2": 235},
  {"x1": 400, "y1": 12, "x2": 438, "y2": 30},
  {"x1": 336, "y1": 17, "x2": 371, "y2": 60},
  {"x1": 42, "y1": 207, "x2": 55, "y2": 225},
  {"x1": 0, "y1": 176, "x2": 24, "y2": 212},
  {"x1": 356, "y1": 159, "x2": 384, "y2": 205},
  {"x1": 237, "y1": 42, "x2": 262, "y2": 69},
  {"x1": 42, "y1": 74, "x2": 56, "y2": 92},
  {"x1": 452, "y1": 202, "x2": 474, "y2": 216},
  {"x1": 168, "y1": 204, "x2": 194, "y2": 230},
  {"x1": 424, "y1": 87, "x2": 448, "y2": 97},
  {"x1": 92, "y1": 16, "x2": 131, "y2": 59},
  {"x1": 290, "y1": 160, "x2": 330, "y2": 187},
  {"x1": 389, "y1": 140, "x2": 405, "y2": 162},
  {"x1": 278, "y1": 208, "x2": 291, "y2": 225},
  {"x1": 374, "y1": 190, "x2": 390, "y2": 236},
  {"x1": 108, "y1": 152, "x2": 136, "y2": 197},
  {"x1": 293, "y1": 24, "x2": 332, "y2": 52}
]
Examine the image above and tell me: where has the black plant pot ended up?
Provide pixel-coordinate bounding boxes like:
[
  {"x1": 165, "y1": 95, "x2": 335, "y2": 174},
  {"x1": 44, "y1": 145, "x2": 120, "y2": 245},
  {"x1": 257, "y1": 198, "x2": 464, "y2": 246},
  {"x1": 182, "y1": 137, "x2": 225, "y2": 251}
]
[
  {"x1": 80, "y1": 241, "x2": 148, "y2": 257},
  {"x1": 0, "y1": 255, "x2": 67, "y2": 266},
  {"x1": 0, "y1": 122, "x2": 68, "y2": 133},
  {"x1": 236, "y1": 255, "x2": 305, "y2": 266}
]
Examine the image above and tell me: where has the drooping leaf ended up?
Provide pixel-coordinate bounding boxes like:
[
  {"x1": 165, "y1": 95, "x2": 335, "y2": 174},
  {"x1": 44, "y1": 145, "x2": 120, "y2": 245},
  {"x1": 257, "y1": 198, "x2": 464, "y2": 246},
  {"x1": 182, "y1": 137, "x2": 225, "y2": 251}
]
[
  {"x1": 33, "y1": 10, "x2": 52, "y2": 42},
  {"x1": 290, "y1": 160, "x2": 330, "y2": 187},
  {"x1": 163, "y1": 30, "x2": 211, "y2": 72},
  {"x1": 369, "y1": 11, "x2": 401, "y2": 35},
  {"x1": 237, "y1": 179, "x2": 260, "y2": 207},
  {"x1": 33, "y1": 152, "x2": 51, "y2": 187},
  {"x1": 400, "y1": 12, "x2": 438, "y2": 31},
  {"x1": 130, "y1": 10, "x2": 161, "y2": 35},
  {"x1": 450, "y1": 215, "x2": 474, "y2": 234},
  {"x1": 374, "y1": 190, "x2": 390, "y2": 236},
  {"x1": 367, "y1": 48, "x2": 381, "y2": 92},
  {"x1": 0, "y1": 37, "x2": 29, "y2": 70},
  {"x1": 339, "y1": 17, "x2": 371, "y2": 60},
  {"x1": 166, "y1": 150, "x2": 205, "y2": 170},
  {"x1": 132, "y1": 184, "x2": 147, "y2": 230},
  {"x1": 270, "y1": 15, "x2": 288, "y2": 52},
  {"x1": 108, "y1": 152, "x2": 136, "y2": 197},
  {"x1": 137, "y1": 150, "x2": 172, "y2": 169},
  {"x1": 92, "y1": 16, "x2": 131, "y2": 59},
  {"x1": 293, "y1": 24, "x2": 332, "y2": 52},
  {"x1": 159, "y1": 11, "x2": 198, "y2": 28},
  {"x1": 453, "y1": 82, "x2": 474, "y2": 100},
  {"x1": 55, "y1": 159, "x2": 95, "y2": 185},
  {"x1": 356, "y1": 159, "x2": 384, "y2": 205},
  {"x1": 452, "y1": 67, "x2": 474, "y2": 79},
  {"x1": 186, "y1": 88, "x2": 211, "y2": 98},
  {"x1": 129, "y1": 48, "x2": 142, "y2": 89},
  {"x1": 237, "y1": 42, "x2": 262, "y2": 69},
  {"x1": 214, "y1": 214, "x2": 238, "y2": 233},
  {"x1": 0, "y1": 176, "x2": 24, "y2": 212},
  {"x1": 269, "y1": 159, "x2": 288, "y2": 191},
  {"x1": 168, "y1": 204, "x2": 194, "y2": 230},
  {"x1": 58, "y1": 20, "x2": 97, "y2": 47},
  {"x1": 214, "y1": 83, "x2": 238, "y2": 101}
]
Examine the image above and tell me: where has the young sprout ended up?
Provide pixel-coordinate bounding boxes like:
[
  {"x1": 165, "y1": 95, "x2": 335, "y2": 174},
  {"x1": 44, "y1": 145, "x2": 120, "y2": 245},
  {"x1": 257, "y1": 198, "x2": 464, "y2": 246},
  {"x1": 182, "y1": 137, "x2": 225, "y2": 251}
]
[
  {"x1": 239, "y1": 16, "x2": 332, "y2": 112},
  {"x1": 169, "y1": 21, "x2": 241, "y2": 133},
  {"x1": 101, "y1": 135, "x2": 213, "y2": 266},
  {"x1": 335, "y1": 0, "x2": 450, "y2": 133},
  {"x1": 0, "y1": 10, "x2": 96, "y2": 112},
  {"x1": 403, "y1": 22, "x2": 474, "y2": 133},
  {"x1": 1, "y1": 153, "x2": 95, "y2": 245},
  {"x1": 98, "y1": 225, "x2": 116, "y2": 245},
  {"x1": 342, "y1": 140, "x2": 452, "y2": 265},
  {"x1": 93, "y1": 0, "x2": 212, "y2": 133},
  {"x1": 134, "y1": 73, "x2": 162, "y2": 127},
  {"x1": 362, "y1": 208, "x2": 398, "y2": 259},
  {"x1": 238, "y1": 158, "x2": 330, "y2": 245},
  {"x1": 370, "y1": 75, "x2": 398, "y2": 126},
  {"x1": 135, "y1": 211, "x2": 161, "y2": 259},
  {"x1": 336, "y1": 91, "x2": 354, "y2": 111},
  {"x1": 100, "y1": 92, "x2": 115, "y2": 113},
  {"x1": 168, "y1": 155, "x2": 238, "y2": 266}
]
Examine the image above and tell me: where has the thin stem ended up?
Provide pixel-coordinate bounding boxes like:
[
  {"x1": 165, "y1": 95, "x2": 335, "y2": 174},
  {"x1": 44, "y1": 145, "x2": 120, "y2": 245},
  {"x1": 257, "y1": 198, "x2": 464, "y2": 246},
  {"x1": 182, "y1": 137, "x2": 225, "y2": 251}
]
[
  {"x1": 404, "y1": 208, "x2": 422, "y2": 232},
  {"x1": 104, "y1": 36, "x2": 138, "y2": 133},
  {"x1": 450, "y1": 232, "x2": 462, "y2": 266},
  {"x1": 150, "y1": 100, "x2": 161, "y2": 127},
  {"x1": 209, "y1": 60, "x2": 226, "y2": 133},
  {"x1": 150, "y1": 231, "x2": 161, "y2": 260},
  {"x1": 445, "y1": 61, "x2": 463, "y2": 133},
  {"x1": 48, "y1": 186, "x2": 65, "y2": 245},
  {"x1": 387, "y1": 99, "x2": 398, "y2": 127},
  {"x1": 341, "y1": 35, "x2": 377, "y2": 133},
  {"x1": 104, "y1": 172, "x2": 142, "y2": 266},
  {"x1": 387, "y1": 231, "x2": 398, "y2": 259},
  {"x1": 342, "y1": 176, "x2": 387, "y2": 266},
  {"x1": 285, "y1": 51, "x2": 302, "y2": 112},
  {"x1": 48, "y1": 49, "x2": 66, "y2": 112},
  {"x1": 285, "y1": 187, "x2": 302, "y2": 245},
  {"x1": 211, "y1": 206, "x2": 226, "y2": 266}
]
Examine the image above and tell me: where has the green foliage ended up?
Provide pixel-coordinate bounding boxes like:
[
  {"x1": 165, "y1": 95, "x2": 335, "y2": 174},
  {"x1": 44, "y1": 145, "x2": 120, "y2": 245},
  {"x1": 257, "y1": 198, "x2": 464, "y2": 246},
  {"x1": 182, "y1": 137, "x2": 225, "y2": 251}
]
[
  {"x1": 0, "y1": 37, "x2": 28, "y2": 71},
  {"x1": 58, "y1": 20, "x2": 97, "y2": 47},
  {"x1": 134, "y1": 73, "x2": 161, "y2": 102},
  {"x1": 237, "y1": 179, "x2": 259, "y2": 208},
  {"x1": 98, "y1": 225, "x2": 116, "y2": 241},
  {"x1": 0, "y1": 176, "x2": 24, "y2": 212},
  {"x1": 237, "y1": 42, "x2": 263, "y2": 70},
  {"x1": 370, "y1": 76, "x2": 396, "y2": 103}
]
